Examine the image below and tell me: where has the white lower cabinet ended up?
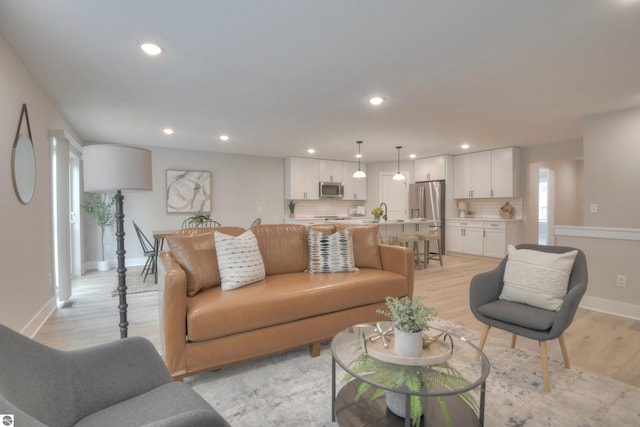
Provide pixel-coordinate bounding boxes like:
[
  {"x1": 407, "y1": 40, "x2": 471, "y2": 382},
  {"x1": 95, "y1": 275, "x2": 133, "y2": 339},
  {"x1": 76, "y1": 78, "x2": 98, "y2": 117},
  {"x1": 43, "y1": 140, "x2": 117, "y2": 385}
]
[
  {"x1": 446, "y1": 220, "x2": 484, "y2": 256},
  {"x1": 447, "y1": 219, "x2": 520, "y2": 258}
]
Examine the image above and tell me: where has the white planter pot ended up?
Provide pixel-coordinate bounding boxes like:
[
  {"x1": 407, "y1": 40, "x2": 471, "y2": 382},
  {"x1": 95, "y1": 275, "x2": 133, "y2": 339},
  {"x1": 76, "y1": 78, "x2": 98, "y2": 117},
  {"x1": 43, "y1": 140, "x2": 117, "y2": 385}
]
[
  {"x1": 97, "y1": 260, "x2": 110, "y2": 272},
  {"x1": 394, "y1": 329, "x2": 423, "y2": 357},
  {"x1": 385, "y1": 391, "x2": 427, "y2": 420}
]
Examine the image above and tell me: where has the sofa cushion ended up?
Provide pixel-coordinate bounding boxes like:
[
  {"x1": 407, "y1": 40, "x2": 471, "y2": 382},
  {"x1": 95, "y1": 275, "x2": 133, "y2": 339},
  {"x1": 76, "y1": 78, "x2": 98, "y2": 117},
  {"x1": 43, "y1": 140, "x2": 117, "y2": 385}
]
[
  {"x1": 500, "y1": 245, "x2": 578, "y2": 311},
  {"x1": 165, "y1": 226, "x2": 245, "y2": 296},
  {"x1": 306, "y1": 227, "x2": 358, "y2": 273},
  {"x1": 310, "y1": 224, "x2": 383, "y2": 270},
  {"x1": 347, "y1": 225, "x2": 382, "y2": 269},
  {"x1": 250, "y1": 224, "x2": 308, "y2": 275},
  {"x1": 186, "y1": 269, "x2": 408, "y2": 342},
  {"x1": 214, "y1": 230, "x2": 266, "y2": 291}
]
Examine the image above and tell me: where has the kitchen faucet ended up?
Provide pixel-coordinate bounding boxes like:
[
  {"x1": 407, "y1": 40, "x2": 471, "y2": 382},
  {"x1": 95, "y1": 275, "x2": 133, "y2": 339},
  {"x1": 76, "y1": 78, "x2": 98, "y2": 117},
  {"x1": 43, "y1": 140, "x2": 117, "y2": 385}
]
[{"x1": 379, "y1": 202, "x2": 388, "y2": 222}]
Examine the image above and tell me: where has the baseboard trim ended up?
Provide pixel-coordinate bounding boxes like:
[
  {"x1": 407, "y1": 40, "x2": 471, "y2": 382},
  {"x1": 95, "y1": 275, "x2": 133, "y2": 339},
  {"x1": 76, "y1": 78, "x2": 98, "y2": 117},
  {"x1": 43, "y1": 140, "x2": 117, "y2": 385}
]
[
  {"x1": 580, "y1": 295, "x2": 640, "y2": 320},
  {"x1": 22, "y1": 296, "x2": 57, "y2": 338}
]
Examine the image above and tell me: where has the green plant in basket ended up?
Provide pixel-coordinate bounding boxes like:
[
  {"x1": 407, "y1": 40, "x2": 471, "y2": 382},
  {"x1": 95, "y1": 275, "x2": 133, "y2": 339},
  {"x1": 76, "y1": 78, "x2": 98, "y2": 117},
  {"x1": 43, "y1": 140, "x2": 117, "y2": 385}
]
[{"x1": 189, "y1": 211, "x2": 211, "y2": 225}]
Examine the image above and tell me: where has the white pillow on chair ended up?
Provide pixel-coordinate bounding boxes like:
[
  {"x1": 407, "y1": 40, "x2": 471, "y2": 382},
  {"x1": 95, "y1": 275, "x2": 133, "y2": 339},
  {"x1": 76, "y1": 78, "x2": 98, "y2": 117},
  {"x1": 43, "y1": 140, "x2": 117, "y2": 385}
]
[{"x1": 500, "y1": 245, "x2": 578, "y2": 311}]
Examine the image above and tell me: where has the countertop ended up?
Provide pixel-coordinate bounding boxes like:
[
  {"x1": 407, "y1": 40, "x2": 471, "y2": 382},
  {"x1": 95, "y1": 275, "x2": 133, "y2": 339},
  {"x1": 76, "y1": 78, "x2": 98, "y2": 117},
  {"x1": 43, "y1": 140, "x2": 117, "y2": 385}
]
[{"x1": 446, "y1": 217, "x2": 522, "y2": 222}]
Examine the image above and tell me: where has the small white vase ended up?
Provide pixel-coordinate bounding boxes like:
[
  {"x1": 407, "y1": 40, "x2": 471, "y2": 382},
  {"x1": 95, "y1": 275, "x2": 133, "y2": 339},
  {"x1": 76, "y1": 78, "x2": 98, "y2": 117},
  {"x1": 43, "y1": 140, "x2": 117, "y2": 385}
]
[
  {"x1": 394, "y1": 329, "x2": 423, "y2": 357},
  {"x1": 97, "y1": 260, "x2": 110, "y2": 272},
  {"x1": 385, "y1": 391, "x2": 427, "y2": 420}
]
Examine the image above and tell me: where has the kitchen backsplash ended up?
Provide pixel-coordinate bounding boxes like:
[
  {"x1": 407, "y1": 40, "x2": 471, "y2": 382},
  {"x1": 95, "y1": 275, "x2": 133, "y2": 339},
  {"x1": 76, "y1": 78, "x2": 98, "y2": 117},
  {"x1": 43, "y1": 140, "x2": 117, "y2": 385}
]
[
  {"x1": 285, "y1": 198, "x2": 522, "y2": 219},
  {"x1": 463, "y1": 198, "x2": 523, "y2": 219}
]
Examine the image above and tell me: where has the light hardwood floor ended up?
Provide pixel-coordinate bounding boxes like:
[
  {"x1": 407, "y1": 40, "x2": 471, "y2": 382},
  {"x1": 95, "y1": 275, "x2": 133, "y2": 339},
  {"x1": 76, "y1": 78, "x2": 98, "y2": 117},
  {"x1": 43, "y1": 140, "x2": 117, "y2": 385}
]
[{"x1": 34, "y1": 255, "x2": 640, "y2": 388}]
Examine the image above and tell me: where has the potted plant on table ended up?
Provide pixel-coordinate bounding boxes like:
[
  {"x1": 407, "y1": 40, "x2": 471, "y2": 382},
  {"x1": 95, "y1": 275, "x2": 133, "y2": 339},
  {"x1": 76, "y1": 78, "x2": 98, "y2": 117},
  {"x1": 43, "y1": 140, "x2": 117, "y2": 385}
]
[
  {"x1": 377, "y1": 295, "x2": 438, "y2": 357},
  {"x1": 82, "y1": 192, "x2": 115, "y2": 272},
  {"x1": 345, "y1": 296, "x2": 476, "y2": 426},
  {"x1": 188, "y1": 211, "x2": 211, "y2": 225}
]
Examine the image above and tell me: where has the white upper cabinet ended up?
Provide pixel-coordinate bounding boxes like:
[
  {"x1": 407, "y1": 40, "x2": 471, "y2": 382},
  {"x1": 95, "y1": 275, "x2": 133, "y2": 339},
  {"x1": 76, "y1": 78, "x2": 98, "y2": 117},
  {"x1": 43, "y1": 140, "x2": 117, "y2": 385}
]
[
  {"x1": 491, "y1": 147, "x2": 520, "y2": 198},
  {"x1": 454, "y1": 147, "x2": 519, "y2": 199},
  {"x1": 285, "y1": 157, "x2": 320, "y2": 200},
  {"x1": 343, "y1": 161, "x2": 367, "y2": 200},
  {"x1": 319, "y1": 160, "x2": 343, "y2": 182},
  {"x1": 454, "y1": 151, "x2": 491, "y2": 198},
  {"x1": 414, "y1": 155, "x2": 447, "y2": 181}
]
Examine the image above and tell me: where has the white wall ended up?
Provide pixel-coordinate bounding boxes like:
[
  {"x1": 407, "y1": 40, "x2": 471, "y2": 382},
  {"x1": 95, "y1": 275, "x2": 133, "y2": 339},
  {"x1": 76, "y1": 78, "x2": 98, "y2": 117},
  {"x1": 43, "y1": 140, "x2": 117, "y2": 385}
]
[
  {"x1": 0, "y1": 34, "x2": 83, "y2": 333},
  {"x1": 583, "y1": 107, "x2": 640, "y2": 228},
  {"x1": 83, "y1": 147, "x2": 285, "y2": 265}
]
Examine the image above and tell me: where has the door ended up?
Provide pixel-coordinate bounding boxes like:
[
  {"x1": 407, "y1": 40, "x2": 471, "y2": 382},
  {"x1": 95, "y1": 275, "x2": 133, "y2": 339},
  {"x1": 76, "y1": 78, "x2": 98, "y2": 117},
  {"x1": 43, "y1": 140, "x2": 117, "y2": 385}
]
[
  {"x1": 51, "y1": 132, "x2": 82, "y2": 303},
  {"x1": 380, "y1": 172, "x2": 409, "y2": 220},
  {"x1": 69, "y1": 150, "x2": 81, "y2": 278}
]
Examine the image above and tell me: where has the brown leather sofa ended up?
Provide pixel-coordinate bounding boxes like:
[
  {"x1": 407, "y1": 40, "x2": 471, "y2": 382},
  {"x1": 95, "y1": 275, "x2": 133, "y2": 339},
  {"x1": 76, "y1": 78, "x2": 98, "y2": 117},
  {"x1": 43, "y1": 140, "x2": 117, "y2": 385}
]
[{"x1": 159, "y1": 223, "x2": 414, "y2": 380}]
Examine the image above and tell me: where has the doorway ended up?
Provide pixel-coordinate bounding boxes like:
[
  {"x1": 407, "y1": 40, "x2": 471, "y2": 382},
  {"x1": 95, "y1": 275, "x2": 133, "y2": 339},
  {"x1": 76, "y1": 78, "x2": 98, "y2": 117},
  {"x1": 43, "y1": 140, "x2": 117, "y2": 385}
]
[
  {"x1": 51, "y1": 132, "x2": 82, "y2": 304},
  {"x1": 537, "y1": 168, "x2": 555, "y2": 245}
]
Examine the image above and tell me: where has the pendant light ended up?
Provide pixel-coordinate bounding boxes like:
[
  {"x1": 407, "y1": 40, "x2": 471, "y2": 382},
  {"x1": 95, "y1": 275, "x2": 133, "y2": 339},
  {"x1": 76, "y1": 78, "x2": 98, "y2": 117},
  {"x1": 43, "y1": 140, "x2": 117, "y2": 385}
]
[
  {"x1": 353, "y1": 140, "x2": 366, "y2": 178},
  {"x1": 392, "y1": 146, "x2": 406, "y2": 181}
]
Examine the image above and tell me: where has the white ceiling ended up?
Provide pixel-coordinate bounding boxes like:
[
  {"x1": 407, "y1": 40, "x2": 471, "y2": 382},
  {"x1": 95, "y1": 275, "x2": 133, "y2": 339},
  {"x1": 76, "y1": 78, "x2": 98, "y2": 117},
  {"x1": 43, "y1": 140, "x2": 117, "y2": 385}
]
[{"x1": 1, "y1": 1, "x2": 639, "y2": 162}]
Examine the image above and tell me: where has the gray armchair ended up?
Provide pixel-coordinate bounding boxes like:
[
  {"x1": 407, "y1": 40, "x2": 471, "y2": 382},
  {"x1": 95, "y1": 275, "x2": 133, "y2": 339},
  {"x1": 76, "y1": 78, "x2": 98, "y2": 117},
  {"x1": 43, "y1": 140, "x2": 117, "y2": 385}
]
[
  {"x1": 0, "y1": 323, "x2": 229, "y2": 426},
  {"x1": 469, "y1": 243, "x2": 588, "y2": 392}
]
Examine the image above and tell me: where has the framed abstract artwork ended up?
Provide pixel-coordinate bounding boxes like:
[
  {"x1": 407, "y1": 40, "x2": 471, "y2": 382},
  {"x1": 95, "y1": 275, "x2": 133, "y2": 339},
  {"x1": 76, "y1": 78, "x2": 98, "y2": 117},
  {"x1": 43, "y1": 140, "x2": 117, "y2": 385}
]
[{"x1": 166, "y1": 169, "x2": 211, "y2": 213}]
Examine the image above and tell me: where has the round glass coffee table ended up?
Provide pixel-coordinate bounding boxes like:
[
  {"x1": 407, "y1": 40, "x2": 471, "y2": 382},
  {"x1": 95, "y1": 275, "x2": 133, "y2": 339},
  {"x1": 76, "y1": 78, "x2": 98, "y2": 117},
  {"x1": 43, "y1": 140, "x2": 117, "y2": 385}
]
[{"x1": 331, "y1": 322, "x2": 490, "y2": 426}]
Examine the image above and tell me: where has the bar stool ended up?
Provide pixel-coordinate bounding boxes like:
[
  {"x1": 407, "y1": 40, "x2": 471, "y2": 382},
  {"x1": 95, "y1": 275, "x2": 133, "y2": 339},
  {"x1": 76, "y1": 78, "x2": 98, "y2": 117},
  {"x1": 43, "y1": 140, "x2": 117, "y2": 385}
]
[
  {"x1": 416, "y1": 233, "x2": 443, "y2": 267},
  {"x1": 395, "y1": 235, "x2": 422, "y2": 269}
]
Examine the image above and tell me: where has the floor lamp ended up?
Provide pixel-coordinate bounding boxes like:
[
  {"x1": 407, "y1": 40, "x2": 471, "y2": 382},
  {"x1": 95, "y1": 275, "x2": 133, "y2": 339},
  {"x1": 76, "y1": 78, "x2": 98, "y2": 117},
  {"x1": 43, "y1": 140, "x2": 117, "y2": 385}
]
[{"x1": 83, "y1": 145, "x2": 153, "y2": 338}]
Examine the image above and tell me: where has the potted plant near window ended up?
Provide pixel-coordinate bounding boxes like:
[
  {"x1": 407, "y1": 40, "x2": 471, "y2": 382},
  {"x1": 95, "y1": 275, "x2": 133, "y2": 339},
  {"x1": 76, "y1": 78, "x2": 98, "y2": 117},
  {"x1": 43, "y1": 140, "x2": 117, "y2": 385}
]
[{"x1": 82, "y1": 192, "x2": 115, "y2": 271}]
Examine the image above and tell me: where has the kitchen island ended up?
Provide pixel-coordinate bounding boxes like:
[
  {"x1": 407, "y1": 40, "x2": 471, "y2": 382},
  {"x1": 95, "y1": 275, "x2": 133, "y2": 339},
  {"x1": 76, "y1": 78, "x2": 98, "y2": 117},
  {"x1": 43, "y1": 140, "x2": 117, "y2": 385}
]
[{"x1": 283, "y1": 216, "x2": 439, "y2": 245}]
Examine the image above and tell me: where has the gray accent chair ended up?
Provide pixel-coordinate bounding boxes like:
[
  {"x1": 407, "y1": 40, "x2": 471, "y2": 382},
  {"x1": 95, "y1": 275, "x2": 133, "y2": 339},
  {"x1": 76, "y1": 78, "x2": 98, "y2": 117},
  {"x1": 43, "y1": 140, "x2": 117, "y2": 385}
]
[
  {"x1": 469, "y1": 243, "x2": 588, "y2": 392},
  {"x1": 0, "y1": 324, "x2": 230, "y2": 426}
]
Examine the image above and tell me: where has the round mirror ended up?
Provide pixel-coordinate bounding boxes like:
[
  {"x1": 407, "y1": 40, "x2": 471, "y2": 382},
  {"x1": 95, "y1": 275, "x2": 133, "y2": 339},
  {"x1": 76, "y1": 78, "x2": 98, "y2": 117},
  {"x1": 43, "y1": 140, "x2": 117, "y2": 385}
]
[{"x1": 12, "y1": 133, "x2": 36, "y2": 204}]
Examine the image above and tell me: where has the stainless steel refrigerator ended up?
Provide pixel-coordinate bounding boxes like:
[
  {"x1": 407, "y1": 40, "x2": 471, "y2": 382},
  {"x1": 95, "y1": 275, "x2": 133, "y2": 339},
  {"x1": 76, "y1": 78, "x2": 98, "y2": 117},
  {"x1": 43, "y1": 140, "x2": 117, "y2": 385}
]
[{"x1": 409, "y1": 180, "x2": 445, "y2": 252}]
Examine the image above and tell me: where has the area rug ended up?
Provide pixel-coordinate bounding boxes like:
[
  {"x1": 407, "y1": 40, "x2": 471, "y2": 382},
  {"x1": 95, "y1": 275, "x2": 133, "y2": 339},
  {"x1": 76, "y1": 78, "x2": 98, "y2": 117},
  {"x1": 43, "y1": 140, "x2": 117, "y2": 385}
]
[
  {"x1": 110, "y1": 269, "x2": 158, "y2": 296},
  {"x1": 188, "y1": 318, "x2": 640, "y2": 426}
]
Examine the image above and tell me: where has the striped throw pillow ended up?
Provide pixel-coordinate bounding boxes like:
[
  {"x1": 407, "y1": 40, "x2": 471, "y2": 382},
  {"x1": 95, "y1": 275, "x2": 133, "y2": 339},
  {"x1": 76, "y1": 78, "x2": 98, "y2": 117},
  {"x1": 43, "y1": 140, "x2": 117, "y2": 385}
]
[
  {"x1": 214, "y1": 230, "x2": 265, "y2": 291},
  {"x1": 306, "y1": 228, "x2": 359, "y2": 273}
]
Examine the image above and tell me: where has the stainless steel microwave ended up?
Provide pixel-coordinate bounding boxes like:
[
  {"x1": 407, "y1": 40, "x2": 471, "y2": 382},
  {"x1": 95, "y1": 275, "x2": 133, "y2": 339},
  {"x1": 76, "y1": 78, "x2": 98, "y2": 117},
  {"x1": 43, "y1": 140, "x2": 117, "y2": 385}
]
[{"x1": 319, "y1": 181, "x2": 344, "y2": 199}]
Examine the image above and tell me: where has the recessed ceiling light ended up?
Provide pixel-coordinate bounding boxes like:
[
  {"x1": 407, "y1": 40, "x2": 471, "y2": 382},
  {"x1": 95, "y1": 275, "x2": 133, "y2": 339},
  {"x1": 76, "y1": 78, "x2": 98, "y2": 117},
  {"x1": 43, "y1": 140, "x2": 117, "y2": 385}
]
[
  {"x1": 461, "y1": 143, "x2": 470, "y2": 149},
  {"x1": 140, "y1": 42, "x2": 163, "y2": 56},
  {"x1": 163, "y1": 128, "x2": 174, "y2": 135},
  {"x1": 409, "y1": 154, "x2": 417, "y2": 159},
  {"x1": 369, "y1": 96, "x2": 384, "y2": 106},
  {"x1": 219, "y1": 134, "x2": 230, "y2": 141},
  {"x1": 307, "y1": 148, "x2": 316, "y2": 154}
]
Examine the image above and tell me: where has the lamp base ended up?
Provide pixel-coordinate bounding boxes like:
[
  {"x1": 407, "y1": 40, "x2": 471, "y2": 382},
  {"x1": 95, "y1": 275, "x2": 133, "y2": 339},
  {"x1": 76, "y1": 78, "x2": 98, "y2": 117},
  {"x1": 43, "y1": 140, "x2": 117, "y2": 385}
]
[{"x1": 459, "y1": 210, "x2": 466, "y2": 218}]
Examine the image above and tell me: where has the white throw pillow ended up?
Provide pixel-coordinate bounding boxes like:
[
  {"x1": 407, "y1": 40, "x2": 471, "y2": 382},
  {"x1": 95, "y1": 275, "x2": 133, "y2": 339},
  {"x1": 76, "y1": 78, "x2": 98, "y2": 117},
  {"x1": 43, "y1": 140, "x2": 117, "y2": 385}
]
[
  {"x1": 214, "y1": 230, "x2": 265, "y2": 291},
  {"x1": 306, "y1": 228, "x2": 359, "y2": 273},
  {"x1": 500, "y1": 245, "x2": 578, "y2": 311}
]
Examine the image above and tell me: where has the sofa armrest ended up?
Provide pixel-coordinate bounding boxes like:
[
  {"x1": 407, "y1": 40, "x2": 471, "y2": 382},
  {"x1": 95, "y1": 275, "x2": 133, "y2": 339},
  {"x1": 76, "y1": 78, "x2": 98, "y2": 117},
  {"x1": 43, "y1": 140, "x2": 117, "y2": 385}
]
[
  {"x1": 69, "y1": 336, "x2": 171, "y2": 421},
  {"x1": 159, "y1": 250, "x2": 189, "y2": 379},
  {"x1": 379, "y1": 244, "x2": 414, "y2": 298}
]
